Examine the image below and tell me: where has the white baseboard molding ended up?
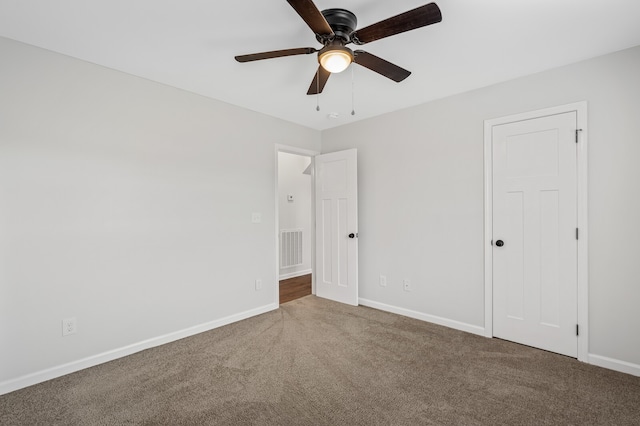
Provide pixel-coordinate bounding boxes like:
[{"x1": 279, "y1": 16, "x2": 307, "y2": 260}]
[
  {"x1": 358, "y1": 300, "x2": 640, "y2": 377},
  {"x1": 279, "y1": 269, "x2": 312, "y2": 280},
  {"x1": 359, "y1": 298, "x2": 485, "y2": 337},
  {"x1": 588, "y1": 353, "x2": 640, "y2": 377},
  {"x1": 0, "y1": 303, "x2": 279, "y2": 396}
]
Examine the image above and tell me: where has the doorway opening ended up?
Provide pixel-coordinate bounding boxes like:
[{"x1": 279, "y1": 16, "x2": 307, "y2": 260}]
[
  {"x1": 276, "y1": 148, "x2": 317, "y2": 305},
  {"x1": 279, "y1": 274, "x2": 312, "y2": 304}
]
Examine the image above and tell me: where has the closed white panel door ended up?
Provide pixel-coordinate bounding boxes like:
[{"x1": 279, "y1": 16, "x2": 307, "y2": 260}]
[
  {"x1": 493, "y1": 112, "x2": 578, "y2": 357},
  {"x1": 315, "y1": 149, "x2": 358, "y2": 306}
]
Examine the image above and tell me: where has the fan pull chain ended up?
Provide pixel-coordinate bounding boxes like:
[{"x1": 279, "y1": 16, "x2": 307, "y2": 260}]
[
  {"x1": 316, "y1": 68, "x2": 320, "y2": 112},
  {"x1": 351, "y1": 65, "x2": 356, "y2": 116}
]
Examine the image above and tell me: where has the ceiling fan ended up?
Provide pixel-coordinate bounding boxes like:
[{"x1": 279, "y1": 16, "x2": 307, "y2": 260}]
[{"x1": 235, "y1": 0, "x2": 442, "y2": 95}]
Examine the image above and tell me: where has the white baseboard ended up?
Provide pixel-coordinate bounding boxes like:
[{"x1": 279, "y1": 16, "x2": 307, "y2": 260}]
[
  {"x1": 359, "y1": 298, "x2": 485, "y2": 337},
  {"x1": 0, "y1": 303, "x2": 279, "y2": 396},
  {"x1": 5, "y1": 300, "x2": 637, "y2": 397},
  {"x1": 279, "y1": 269, "x2": 312, "y2": 280},
  {"x1": 588, "y1": 354, "x2": 640, "y2": 377},
  {"x1": 358, "y1": 299, "x2": 640, "y2": 377}
]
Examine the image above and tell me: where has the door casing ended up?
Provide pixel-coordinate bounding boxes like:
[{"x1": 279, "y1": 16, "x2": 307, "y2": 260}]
[{"x1": 483, "y1": 102, "x2": 589, "y2": 362}]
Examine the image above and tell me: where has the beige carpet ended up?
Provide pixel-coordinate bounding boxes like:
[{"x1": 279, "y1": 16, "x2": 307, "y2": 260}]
[{"x1": 1, "y1": 295, "x2": 639, "y2": 425}]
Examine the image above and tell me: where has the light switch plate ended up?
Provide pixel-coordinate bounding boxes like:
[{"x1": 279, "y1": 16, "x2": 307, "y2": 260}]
[{"x1": 251, "y1": 212, "x2": 261, "y2": 223}]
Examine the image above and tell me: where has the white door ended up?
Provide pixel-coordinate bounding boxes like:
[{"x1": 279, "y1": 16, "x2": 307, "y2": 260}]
[
  {"x1": 492, "y1": 112, "x2": 578, "y2": 357},
  {"x1": 315, "y1": 149, "x2": 358, "y2": 306}
]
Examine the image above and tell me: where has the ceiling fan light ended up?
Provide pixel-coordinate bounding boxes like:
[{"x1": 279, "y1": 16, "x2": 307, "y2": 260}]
[{"x1": 319, "y1": 47, "x2": 353, "y2": 73}]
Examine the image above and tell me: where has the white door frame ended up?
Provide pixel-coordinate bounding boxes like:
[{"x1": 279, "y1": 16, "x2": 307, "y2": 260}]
[
  {"x1": 483, "y1": 102, "x2": 589, "y2": 362},
  {"x1": 275, "y1": 144, "x2": 320, "y2": 304}
]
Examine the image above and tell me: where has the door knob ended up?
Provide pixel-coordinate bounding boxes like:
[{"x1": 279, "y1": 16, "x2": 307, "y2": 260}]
[
  {"x1": 348, "y1": 233, "x2": 356, "y2": 239},
  {"x1": 495, "y1": 240, "x2": 504, "y2": 247}
]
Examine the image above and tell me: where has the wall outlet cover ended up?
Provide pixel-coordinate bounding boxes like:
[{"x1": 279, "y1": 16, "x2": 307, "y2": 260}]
[{"x1": 62, "y1": 317, "x2": 77, "y2": 336}]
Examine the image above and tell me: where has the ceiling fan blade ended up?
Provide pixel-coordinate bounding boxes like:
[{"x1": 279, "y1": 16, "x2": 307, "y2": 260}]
[
  {"x1": 352, "y1": 3, "x2": 442, "y2": 45},
  {"x1": 354, "y1": 50, "x2": 411, "y2": 82},
  {"x1": 286, "y1": 0, "x2": 334, "y2": 36},
  {"x1": 235, "y1": 47, "x2": 317, "y2": 63},
  {"x1": 307, "y1": 66, "x2": 331, "y2": 95}
]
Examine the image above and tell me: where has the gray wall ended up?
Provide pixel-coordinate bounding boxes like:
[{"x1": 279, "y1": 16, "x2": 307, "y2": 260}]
[
  {"x1": 322, "y1": 45, "x2": 640, "y2": 369},
  {"x1": 0, "y1": 37, "x2": 320, "y2": 389},
  {"x1": 2, "y1": 34, "x2": 638, "y2": 392}
]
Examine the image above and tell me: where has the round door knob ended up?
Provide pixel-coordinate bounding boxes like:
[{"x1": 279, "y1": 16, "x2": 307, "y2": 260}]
[
  {"x1": 348, "y1": 233, "x2": 355, "y2": 239},
  {"x1": 495, "y1": 240, "x2": 504, "y2": 247}
]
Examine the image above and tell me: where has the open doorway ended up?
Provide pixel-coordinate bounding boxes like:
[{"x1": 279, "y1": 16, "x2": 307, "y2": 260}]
[{"x1": 277, "y1": 150, "x2": 314, "y2": 305}]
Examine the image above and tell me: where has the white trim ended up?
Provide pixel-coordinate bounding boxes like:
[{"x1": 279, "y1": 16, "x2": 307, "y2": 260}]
[
  {"x1": 0, "y1": 303, "x2": 278, "y2": 396},
  {"x1": 575, "y1": 109, "x2": 589, "y2": 363},
  {"x1": 588, "y1": 354, "x2": 640, "y2": 377},
  {"x1": 274, "y1": 144, "x2": 319, "y2": 303},
  {"x1": 279, "y1": 269, "x2": 312, "y2": 281},
  {"x1": 483, "y1": 102, "x2": 589, "y2": 361},
  {"x1": 359, "y1": 298, "x2": 485, "y2": 337},
  {"x1": 483, "y1": 119, "x2": 494, "y2": 338}
]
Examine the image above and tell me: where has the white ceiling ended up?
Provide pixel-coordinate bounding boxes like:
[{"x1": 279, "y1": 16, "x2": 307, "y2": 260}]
[{"x1": 1, "y1": 0, "x2": 639, "y2": 130}]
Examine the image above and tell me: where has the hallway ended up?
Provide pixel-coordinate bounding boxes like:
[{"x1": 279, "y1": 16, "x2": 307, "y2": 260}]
[{"x1": 279, "y1": 274, "x2": 311, "y2": 304}]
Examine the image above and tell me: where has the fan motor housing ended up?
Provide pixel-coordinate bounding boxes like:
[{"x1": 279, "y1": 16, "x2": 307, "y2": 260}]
[{"x1": 317, "y1": 8, "x2": 357, "y2": 43}]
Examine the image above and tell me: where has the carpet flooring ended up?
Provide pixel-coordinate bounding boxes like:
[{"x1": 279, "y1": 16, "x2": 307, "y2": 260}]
[{"x1": 1, "y1": 295, "x2": 639, "y2": 425}]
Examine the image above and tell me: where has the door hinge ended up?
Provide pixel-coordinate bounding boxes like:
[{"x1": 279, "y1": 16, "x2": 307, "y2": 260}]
[
  {"x1": 576, "y1": 228, "x2": 579, "y2": 240},
  {"x1": 576, "y1": 324, "x2": 579, "y2": 336},
  {"x1": 575, "y1": 129, "x2": 583, "y2": 143}
]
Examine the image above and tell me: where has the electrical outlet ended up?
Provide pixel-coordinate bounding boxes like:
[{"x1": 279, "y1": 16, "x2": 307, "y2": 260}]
[
  {"x1": 403, "y1": 279, "x2": 411, "y2": 292},
  {"x1": 379, "y1": 274, "x2": 387, "y2": 287},
  {"x1": 251, "y1": 212, "x2": 262, "y2": 223},
  {"x1": 255, "y1": 279, "x2": 262, "y2": 291},
  {"x1": 62, "y1": 317, "x2": 77, "y2": 336}
]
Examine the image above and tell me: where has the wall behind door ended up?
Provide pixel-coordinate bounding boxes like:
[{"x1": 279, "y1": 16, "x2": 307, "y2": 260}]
[
  {"x1": 321, "y1": 45, "x2": 640, "y2": 372},
  {"x1": 278, "y1": 152, "x2": 312, "y2": 279}
]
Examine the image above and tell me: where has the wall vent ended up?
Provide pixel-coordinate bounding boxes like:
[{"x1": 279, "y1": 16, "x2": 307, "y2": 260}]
[{"x1": 280, "y1": 229, "x2": 303, "y2": 268}]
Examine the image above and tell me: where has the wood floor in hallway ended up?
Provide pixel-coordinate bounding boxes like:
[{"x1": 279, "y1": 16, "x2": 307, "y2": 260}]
[{"x1": 279, "y1": 274, "x2": 311, "y2": 304}]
